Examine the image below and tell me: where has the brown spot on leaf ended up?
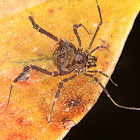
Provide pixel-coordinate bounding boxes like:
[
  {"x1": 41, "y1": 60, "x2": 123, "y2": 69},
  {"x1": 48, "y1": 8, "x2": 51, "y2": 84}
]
[
  {"x1": 62, "y1": 120, "x2": 76, "y2": 130},
  {"x1": 68, "y1": 99, "x2": 80, "y2": 107},
  {"x1": 48, "y1": 9, "x2": 54, "y2": 14},
  {"x1": 17, "y1": 117, "x2": 33, "y2": 127},
  {"x1": 7, "y1": 133, "x2": 30, "y2": 140}
]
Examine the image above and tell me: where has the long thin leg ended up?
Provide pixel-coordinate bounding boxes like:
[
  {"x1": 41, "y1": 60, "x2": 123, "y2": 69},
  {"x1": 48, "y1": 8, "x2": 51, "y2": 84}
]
[
  {"x1": 87, "y1": 70, "x2": 118, "y2": 86},
  {"x1": 0, "y1": 72, "x2": 25, "y2": 112},
  {"x1": 86, "y1": 0, "x2": 102, "y2": 52},
  {"x1": 29, "y1": 16, "x2": 61, "y2": 42},
  {"x1": 90, "y1": 46, "x2": 110, "y2": 54},
  {"x1": 83, "y1": 73, "x2": 140, "y2": 111},
  {"x1": 48, "y1": 73, "x2": 77, "y2": 122},
  {"x1": 73, "y1": 24, "x2": 90, "y2": 51},
  {"x1": 0, "y1": 65, "x2": 63, "y2": 112}
]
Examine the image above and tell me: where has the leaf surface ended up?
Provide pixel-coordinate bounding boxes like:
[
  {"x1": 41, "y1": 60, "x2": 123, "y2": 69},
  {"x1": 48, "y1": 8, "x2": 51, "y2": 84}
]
[{"x1": 0, "y1": 0, "x2": 139, "y2": 139}]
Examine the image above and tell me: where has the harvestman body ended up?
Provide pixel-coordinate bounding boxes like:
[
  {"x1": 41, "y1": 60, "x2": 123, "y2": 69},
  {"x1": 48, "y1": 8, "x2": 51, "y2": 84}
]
[{"x1": 1, "y1": 0, "x2": 140, "y2": 122}]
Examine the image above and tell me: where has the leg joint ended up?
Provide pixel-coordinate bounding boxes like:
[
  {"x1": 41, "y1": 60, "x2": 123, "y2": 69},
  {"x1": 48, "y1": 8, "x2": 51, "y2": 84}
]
[
  {"x1": 99, "y1": 21, "x2": 103, "y2": 26},
  {"x1": 73, "y1": 24, "x2": 82, "y2": 29},
  {"x1": 58, "y1": 82, "x2": 63, "y2": 89},
  {"x1": 23, "y1": 66, "x2": 30, "y2": 72}
]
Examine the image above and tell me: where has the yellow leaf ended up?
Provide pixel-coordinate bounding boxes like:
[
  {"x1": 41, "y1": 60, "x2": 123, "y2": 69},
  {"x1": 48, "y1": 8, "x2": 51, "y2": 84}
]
[{"x1": 0, "y1": 0, "x2": 139, "y2": 139}]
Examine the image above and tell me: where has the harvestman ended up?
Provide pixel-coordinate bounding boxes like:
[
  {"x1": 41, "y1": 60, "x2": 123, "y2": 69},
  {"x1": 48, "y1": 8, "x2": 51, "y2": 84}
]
[{"x1": 1, "y1": 0, "x2": 140, "y2": 122}]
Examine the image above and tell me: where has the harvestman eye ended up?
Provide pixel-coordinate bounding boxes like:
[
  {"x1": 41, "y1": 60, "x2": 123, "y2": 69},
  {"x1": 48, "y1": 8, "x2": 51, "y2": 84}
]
[{"x1": 1, "y1": 0, "x2": 140, "y2": 122}]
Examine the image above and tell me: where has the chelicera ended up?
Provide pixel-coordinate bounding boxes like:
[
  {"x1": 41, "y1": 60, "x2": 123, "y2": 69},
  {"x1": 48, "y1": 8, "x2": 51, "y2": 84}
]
[{"x1": 1, "y1": 0, "x2": 140, "y2": 122}]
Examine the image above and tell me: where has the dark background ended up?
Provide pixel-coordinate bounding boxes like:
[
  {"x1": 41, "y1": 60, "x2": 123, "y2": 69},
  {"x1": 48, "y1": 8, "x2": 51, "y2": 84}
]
[{"x1": 64, "y1": 13, "x2": 140, "y2": 140}]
